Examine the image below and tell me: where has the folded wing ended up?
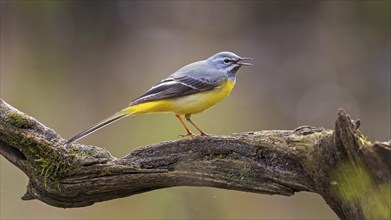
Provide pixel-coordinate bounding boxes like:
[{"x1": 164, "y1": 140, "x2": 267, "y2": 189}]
[{"x1": 130, "y1": 75, "x2": 219, "y2": 106}]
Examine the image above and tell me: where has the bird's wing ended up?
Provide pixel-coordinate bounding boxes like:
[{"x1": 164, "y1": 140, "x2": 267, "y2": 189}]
[{"x1": 130, "y1": 75, "x2": 222, "y2": 105}]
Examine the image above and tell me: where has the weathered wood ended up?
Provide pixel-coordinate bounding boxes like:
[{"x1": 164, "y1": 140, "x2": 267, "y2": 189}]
[{"x1": 0, "y1": 99, "x2": 389, "y2": 219}]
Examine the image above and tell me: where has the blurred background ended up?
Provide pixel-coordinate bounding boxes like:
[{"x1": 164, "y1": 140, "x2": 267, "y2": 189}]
[{"x1": 1, "y1": 1, "x2": 389, "y2": 219}]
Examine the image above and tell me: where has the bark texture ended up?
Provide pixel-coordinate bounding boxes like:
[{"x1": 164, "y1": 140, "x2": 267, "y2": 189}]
[{"x1": 0, "y1": 99, "x2": 389, "y2": 219}]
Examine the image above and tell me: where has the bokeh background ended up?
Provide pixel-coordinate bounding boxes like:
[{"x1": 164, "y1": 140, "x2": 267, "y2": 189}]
[{"x1": 1, "y1": 1, "x2": 389, "y2": 219}]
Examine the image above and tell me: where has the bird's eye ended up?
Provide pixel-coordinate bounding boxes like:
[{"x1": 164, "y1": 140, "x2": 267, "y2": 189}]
[{"x1": 223, "y1": 58, "x2": 230, "y2": 63}]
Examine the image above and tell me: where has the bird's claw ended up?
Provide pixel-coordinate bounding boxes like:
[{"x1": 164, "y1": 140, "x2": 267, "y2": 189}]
[
  {"x1": 178, "y1": 132, "x2": 209, "y2": 139},
  {"x1": 178, "y1": 132, "x2": 195, "y2": 138}
]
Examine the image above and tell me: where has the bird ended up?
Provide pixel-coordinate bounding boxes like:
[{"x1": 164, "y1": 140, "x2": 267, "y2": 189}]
[{"x1": 64, "y1": 51, "x2": 252, "y2": 146}]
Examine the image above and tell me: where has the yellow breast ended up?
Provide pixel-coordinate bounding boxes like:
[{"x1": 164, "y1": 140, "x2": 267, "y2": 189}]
[
  {"x1": 128, "y1": 79, "x2": 235, "y2": 115},
  {"x1": 170, "y1": 79, "x2": 235, "y2": 115}
]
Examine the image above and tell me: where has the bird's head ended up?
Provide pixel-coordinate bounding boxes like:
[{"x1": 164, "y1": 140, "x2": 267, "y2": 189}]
[{"x1": 207, "y1": 51, "x2": 252, "y2": 77}]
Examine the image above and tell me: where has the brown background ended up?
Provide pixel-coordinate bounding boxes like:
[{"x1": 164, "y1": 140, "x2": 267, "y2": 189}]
[{"x1": 1, "y1": 1, "x2": 389, "y2": 219}]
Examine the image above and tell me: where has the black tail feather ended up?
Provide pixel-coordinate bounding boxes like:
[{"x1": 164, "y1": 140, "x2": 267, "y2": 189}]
[{"x1": 64, "y1": 111, "x2": 128, "y2": 146}]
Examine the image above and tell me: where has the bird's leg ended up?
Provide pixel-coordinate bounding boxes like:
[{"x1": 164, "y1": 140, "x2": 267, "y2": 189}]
[
  {"x1": 175, "y1": 115, "x2": 194, "y2": 138},
  {"x1": 185, "y1": 114, "x2": 208, "y2": 136}
]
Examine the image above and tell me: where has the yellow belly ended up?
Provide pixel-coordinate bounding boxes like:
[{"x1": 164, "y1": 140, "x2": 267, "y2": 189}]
[{"x1": 128, "y1": 79, "x2": 235, "y2": 115}]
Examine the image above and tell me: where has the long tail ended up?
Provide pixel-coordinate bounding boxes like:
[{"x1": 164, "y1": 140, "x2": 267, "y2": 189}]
[{"x1": 64, "y1": 108, "x2": 131, "y2": 146}]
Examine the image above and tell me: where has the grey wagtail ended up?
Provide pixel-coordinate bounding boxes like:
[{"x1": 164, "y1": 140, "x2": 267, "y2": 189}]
[{"x1": 64, "y1": 51, "x2": 252, "y2": 146}]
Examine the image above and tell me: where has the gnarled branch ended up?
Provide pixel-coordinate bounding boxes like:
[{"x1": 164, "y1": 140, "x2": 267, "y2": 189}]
[{"x1": 0, "y1": 99, "x2": 389, "y2": 220}]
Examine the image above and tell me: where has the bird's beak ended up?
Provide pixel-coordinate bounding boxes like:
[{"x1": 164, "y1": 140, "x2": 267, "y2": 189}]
[{"x1": 237, "y1": 57, "x2": 253, "y2": 66}]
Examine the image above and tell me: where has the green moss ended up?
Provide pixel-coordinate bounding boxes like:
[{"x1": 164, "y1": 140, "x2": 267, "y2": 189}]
[
  {"x1": 99, "y1": 167, "x2": 112, "y2": 177},
  {"x1": 2, "y1": 109, "x2": 85, "y2": 190},
  {"x1": 239, "y1": 163, "x2": 252, "y2": 182},
  {"x1": 227, "y1": 154, "x2": 238, "y2": 160},
  {"x1": 202, "y1": 154, "x2": 238, "y2": 161},
  {"x1": 27, "y1": 141, "x2": 114, "y2": 189},
  {"x1": 34, "y1": 151, "x2": 73, "y2": 187},
  {"x1": 8, "y1": 112, "x2": 33, "y2": 129},
  {"x1": 23, "y1": 140, "x2": 78, "y2": 189},
  {"x1": 285, "y1": 131, "x2": 329, "y2": 150},
  {"x1": 356, "y1": 133, "x2": 371, "y2": 146},
  {"x1": 68, "y1": 151, "x2": 89, "y2": 160},
  {"x1": 66, "y1": 143, "x2": 111, "y2": 159}
]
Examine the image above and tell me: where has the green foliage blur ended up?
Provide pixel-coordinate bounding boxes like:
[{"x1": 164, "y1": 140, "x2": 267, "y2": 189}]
[
  {"x1": 331, "y1": 161, "x2": 390, "y2": 219},
  {"x1": 1, "y1": 1, "x2": 389, "y2": 219}
]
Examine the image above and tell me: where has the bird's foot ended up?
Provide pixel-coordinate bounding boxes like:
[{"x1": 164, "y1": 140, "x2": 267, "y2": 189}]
[
  {"x1": 195, "y1": 132, "x2": 209, "y2": 137},
  {"x1": 178, "y1": 132, "x2": 195, "y2": 138},
  {"x1": 178, "y1": 132, "x2": 210, "y2": 139}
]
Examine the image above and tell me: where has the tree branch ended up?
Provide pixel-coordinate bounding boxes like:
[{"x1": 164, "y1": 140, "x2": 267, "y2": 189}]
[{"x1": 0, "y1": 99, "x2": 389, "y2": 219}]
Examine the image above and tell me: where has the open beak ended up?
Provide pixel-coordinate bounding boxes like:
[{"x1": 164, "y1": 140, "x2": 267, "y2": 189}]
[{"x1": 237, "y1": 57, "x2": 253, "y2": 66}]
